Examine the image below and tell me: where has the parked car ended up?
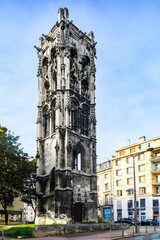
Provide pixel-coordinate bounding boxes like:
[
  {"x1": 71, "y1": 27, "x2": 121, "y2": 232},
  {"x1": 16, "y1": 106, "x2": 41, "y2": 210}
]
[
  {"x1": 115, "y1": 218, "x2": 133, "y2": 225},
  {"x1": 141, "y1": 219, "x2": 158, "y2": 226},
  {"x1": 132, "y1": 218, "x2": 140, "y2": 225}
]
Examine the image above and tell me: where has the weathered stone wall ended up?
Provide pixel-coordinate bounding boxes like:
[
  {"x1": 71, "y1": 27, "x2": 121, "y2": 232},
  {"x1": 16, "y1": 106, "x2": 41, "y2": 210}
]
[{"x1": 33, "y1": 223, "x2": 129, "y2": 237}]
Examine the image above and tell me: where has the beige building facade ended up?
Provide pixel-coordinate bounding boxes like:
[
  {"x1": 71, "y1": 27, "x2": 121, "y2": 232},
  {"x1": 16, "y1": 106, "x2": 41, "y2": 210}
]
[
  {"x1": 97, "y1": 160, "x2": 113, "y2": 221},
  {"x1": 0, "y1": 197, "x2": 24, "y2": 224},
  {"x1": 97, "y1": 136, "x2": 160, "y2": 222}
]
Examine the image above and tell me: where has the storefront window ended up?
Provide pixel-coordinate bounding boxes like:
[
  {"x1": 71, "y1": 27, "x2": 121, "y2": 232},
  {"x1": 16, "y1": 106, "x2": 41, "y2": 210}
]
[{"x1": 8, "y1": 211, "x2": 22, "y2": 222}]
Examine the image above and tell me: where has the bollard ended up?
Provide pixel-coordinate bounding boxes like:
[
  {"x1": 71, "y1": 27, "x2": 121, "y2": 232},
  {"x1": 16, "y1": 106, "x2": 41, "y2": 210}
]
[
  {"x1": 2, "y1": 230, "x2": 4, "y2": 240},
  {"x1": 154, "y1": 225, "x2": 156, "y2": 232},
  {"x1": 122, "y1": 228, "x2": 124, "y2": 236},
  {"x1": 133, "y1": 225, "x2": 134, "y2": 235},
  {"x1": 110, "y1": 228, "x2": 112, "y2": 238},
  {"x1": 146, "y1": 225, "x2": 148, "y2": 233}
]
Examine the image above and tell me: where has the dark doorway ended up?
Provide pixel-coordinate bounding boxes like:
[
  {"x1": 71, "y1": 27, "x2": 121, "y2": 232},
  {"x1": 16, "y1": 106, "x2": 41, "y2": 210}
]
[{"x1": 74, "y1": 202, "x2": 83, "y2": 223}]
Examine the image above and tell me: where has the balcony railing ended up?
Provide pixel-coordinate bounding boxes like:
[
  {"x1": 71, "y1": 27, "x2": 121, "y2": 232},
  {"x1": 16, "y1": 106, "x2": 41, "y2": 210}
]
[
  {"x1": 153, "y1": 191, "x2": 160, "y2": 196},
  {"x1": 152, "y1": 180, "x2": 160, "y2": 185},
  {"x1": 150, "y1": 156, "x2": 160, "y2": 163},
  {"x1": 151, "y1": 167, "x2": 160, "y2": 174}
]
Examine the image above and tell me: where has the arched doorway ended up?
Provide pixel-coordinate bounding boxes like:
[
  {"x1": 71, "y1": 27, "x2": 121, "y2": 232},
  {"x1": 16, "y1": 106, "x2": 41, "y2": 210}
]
[{"x1": 74, "y1": 202, "x2": 83, "y2": 223}]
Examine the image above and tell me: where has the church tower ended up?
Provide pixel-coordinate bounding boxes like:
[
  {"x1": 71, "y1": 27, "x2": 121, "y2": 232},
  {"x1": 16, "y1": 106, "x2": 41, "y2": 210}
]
[{"x1": 35, "y1": 8, "x2": 97, "y2": 224}]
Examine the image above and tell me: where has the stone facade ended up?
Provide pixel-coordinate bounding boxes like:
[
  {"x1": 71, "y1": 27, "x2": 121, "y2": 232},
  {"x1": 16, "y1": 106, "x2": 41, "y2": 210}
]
[{"x1": 35, "y1": 8, "x2": 97, "y2": 224}]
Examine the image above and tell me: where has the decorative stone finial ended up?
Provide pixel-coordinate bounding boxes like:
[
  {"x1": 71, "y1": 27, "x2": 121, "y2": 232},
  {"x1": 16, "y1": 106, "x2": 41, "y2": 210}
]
[{"x1": 58, "y1": 7, "x2": 69, "y2": 23}]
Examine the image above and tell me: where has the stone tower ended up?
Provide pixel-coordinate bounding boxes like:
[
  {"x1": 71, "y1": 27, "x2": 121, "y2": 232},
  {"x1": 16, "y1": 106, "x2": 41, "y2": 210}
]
[{"x1": 35, "y1": 8, "x2": 97, "y2": 224}]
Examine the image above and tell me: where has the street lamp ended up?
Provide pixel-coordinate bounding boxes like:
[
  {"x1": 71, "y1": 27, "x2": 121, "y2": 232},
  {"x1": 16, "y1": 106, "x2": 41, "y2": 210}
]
[{"x1": 131, "y1": 147, "x2": 154, "y2": 234}]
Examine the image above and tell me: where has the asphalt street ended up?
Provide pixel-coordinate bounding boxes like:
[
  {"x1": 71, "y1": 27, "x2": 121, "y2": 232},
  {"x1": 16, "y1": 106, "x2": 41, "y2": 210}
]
[{"x1": 121, "y1": 232, "x2": 160, "y2": 239}]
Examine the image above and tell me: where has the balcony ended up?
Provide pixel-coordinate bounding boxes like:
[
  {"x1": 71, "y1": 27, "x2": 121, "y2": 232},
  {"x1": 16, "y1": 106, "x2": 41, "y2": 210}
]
[
  {"x1": 153, "y1": 191, "x2": 160, "y2": 196},
  {"x1": 150, "y1": 156, "x2": 160, "y2": 163},
  {"x1": 152, "y1": 180, "x2": 160, "y2": 185},
  {"x1": 151, "y1": 167, "x2": 160, "y2": 174}
]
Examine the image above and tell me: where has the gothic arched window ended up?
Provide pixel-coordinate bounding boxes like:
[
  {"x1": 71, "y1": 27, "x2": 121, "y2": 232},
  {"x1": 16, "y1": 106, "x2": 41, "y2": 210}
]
[
  {"x1": 73, "y1": 144, "x2": 85, "y2": 172},
  {"x1": 51, "y1": 100, "x2": 56, "y2": 133},
  {"x1": 42, "y1": 57, "x2": 48, "y2": 78},
  {"x1": 81, "y1": 79, "x2": 88, "y2": 92},
  {"x1": 43, "y1": 107, "x2": 50, "y2": 138},
  {"x1": 71, "y1": 101, "x2": 78, "y2": 131},
  {"x1": 80, "y1": 106, "x2": 89, "y2": 136},
  {"x1": 50, "y1": 168, "x2": 55, "y2": 192},
  {"x1": 73, "y1": 147, "x2": 82, "y2": 171}
]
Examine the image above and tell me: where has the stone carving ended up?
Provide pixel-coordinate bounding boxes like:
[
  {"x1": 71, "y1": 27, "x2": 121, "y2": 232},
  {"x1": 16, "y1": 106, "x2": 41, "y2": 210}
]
[{"x1": 55, "y1": 93, "x2": 61, "y2": 110}]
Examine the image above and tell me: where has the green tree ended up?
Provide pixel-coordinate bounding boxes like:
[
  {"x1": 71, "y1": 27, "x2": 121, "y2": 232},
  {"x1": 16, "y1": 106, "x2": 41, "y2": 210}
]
[
  {"x1": 20, "y1": 158, "x2": 37, "y2": 221},
  {"x1": 0, "y1": 125, "x2": 36, "y2": 224}
]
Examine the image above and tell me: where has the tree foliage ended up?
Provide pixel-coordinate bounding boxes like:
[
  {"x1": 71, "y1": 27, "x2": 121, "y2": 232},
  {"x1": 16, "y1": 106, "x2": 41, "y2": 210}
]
[{"x1": 0, "y1": 126, "x2": 36, "y2": 224}]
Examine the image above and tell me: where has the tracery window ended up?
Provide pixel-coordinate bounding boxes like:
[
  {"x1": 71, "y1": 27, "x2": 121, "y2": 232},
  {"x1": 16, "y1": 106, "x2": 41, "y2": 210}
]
[
  {"x1": 51, "y1": 100, "x2": 56, "y2": 133},
  {"x1": 80, "y1": 106, "x2": 89, "y2": 136},
  {"x1": 42, "y1": 57, "x2": 48, "y2": 78},
  {"x1": 43, "y1": 107, "x2": 50, "y2": 138},
  {"x1": 73, "y1": 146, "x2": 82, "y2": 171},
  {"x1": 50, "y1": 168, "x2": 55, "y2": 192},
  {"x1": 71, "y1": 101, "x2": 78, "y2": 131}
]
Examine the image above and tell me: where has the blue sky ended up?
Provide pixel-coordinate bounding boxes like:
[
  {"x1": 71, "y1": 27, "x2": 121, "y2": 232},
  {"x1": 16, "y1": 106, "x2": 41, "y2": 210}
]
[{"x1": 1, "y1": 0, "x2": 160, "y2": 163}]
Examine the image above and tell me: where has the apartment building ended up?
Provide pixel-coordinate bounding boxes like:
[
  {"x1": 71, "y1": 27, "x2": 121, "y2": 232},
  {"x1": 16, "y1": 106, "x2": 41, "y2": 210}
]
[
  {"x1": 97, "y1": 160, "x2": 113, "y2": 221},
  {"x1": 97, "y1": 136, "x2": 160, "y2": 222},
  {"x1": 0, "y1": 197, "x2": 24, "y2": 224}
]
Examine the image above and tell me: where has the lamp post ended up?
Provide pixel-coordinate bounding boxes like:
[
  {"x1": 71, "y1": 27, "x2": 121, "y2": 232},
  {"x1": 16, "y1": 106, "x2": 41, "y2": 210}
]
[{"x1": 131, "y1": 147, "x2": 154, "y2": 234}]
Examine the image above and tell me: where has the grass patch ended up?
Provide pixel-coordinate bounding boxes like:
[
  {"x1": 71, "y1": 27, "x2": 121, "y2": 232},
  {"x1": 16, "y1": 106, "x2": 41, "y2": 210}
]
[{"x1": 0, "y1": 224, "x2": 35, "y2": 238}]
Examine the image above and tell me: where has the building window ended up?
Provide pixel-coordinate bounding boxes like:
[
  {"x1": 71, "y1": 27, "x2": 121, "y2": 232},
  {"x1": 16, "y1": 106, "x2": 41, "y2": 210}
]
[
  {"x1": 105, "y1": 195, "x2": 109, "y2": 204},
  {"x1": 117, "y1": 209, "x2": 122, "y2": 219},
  {"x1": 116, "y1": 160, "x2": 121, "y2": 166},
  {"x1": 104, "y1": 174, "x2": 108, "y2": 179},
  {"x1": 153, "y1": 199, "x2": 159, "y2": 207},
  {"x1": 153, "y1": 208, "x2": 159, "y2": 215},
  {"x1": 138, "y1": 153, "x2": 144, "y2": 161},
  {"x1": 116, "y1": 169, "x2": 122, "y2": 176},
  {"x1": 127, "y1": 156, "x2": 133, "y2": 163},
  {"x1": 119, "y1": 150, "x2": 125, "y2": 156},
  {"x1": 155, "y1": 152, "x2": 160, "y2": 157},
  {"x1": 139, "y1": 165, "x2": 145, "y2": 172},
  {"x1": 8, "y1": 212, "x2": 22, "y2": 222},
  {"x1": 116, "y1": 180, "x2": 122, "y2": 186},
  {"x1": 117, "y1": 190, "x2": 122, "y2": 196},
  {"x1": 155, "y1": 175, "x2": 160, "y2": 183},
  {"x1": 154, "y1": 163, "x2": 160, "y2": 171},
  {"x1": 140, "y1": 198, "x2": 146, "y2": 208},
  {"x1": 139, "y1": 176, "x2": 145, "y2": 183},
  {"x1": 139, "y1": 187, "x2": 146, "y2": 195},
  {"x1": 130, "y1": 147, "x2": 136, "y2": 153},
  {"x1": 156, "y1": 187, "x2": 160, "y2": 194},
  {"x1": 127, "y1": 189, "x2": 134, "y2": 195},
  {"x1": 105, "y1": 183, "x2": 108, "y2": 191},
  {"x1": 127, "y1": 167, "x2": 133, "y2": 174},
  {"x1": 128, "y1": 200, "x2": 133, "y2": 209},
  {"x1": 127, "y1": 178, "x2": 133, "y2": 185}
]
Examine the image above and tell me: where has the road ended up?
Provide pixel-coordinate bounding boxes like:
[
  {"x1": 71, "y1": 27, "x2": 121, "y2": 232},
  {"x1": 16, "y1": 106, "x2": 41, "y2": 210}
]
[{"x1": 122, "y1": 232, "x2": 160, "y2": 239}]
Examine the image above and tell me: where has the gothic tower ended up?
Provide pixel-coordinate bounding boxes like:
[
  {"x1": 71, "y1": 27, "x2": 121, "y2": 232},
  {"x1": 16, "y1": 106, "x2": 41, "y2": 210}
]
[{"x1": 35, "y1": 8, "x2": 97, "y2": 224}]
